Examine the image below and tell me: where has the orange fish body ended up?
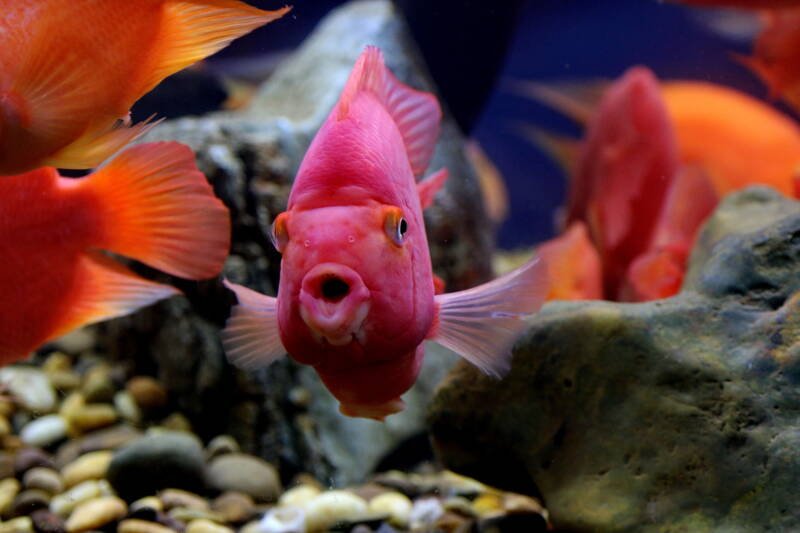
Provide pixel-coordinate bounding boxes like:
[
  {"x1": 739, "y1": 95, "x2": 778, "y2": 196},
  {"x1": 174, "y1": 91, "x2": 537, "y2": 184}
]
[
  {"x1": 0, "y1": 142, "x2": 230, "y2": 363},
  {"x1": 0, "y1": 0, "x2": 288, "y2": 175},
  {"x1": 662, "y1": 81, "x2": 800, "y2": 197},
  {"x1": 222, "y1": 47, "x2": 548, "y2": 420},
  {"x1": 536, "y1": 222, "x2": 603, "y2": 301}
]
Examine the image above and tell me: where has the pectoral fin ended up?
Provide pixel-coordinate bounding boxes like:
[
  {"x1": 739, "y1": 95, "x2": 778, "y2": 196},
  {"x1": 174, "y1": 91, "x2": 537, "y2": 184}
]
[
  {"x1": 417, "y1": 168, "x2": 448, "y2": 209},
  {"x1": 430, "y1": 258, "x2": 548, "y2": 377},
  {"x1": 221, "y1": 280, "x2": 285, "y2": 370}
]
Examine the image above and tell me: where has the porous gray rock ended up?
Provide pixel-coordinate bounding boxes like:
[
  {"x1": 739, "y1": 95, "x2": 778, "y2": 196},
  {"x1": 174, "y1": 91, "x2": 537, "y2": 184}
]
[
  {"x1": 98, "y1": 0, "x2": 490, "y2": 486},
  {"x1": 428, "y1": 187, "x2": 800, "y2": 532}
]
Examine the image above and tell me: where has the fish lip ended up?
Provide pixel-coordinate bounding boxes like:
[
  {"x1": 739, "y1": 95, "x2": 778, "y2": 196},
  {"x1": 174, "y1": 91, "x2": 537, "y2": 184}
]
[{"x1": 299, "y1": 263, "x2": 370, "y2": 346}]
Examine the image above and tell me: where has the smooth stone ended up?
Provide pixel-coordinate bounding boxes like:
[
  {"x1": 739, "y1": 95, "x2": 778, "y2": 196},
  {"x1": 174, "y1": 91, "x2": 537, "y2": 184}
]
[
  {"x1": 368, "y1": 492, "x2": 412, "y2": 528},
  {"x1": 47, "y1": 371, "x2": 82, "y2": 392},
  {"x1": 55, "y1": 425, "x2": 143, "y2": 468},
  {"x1": 20, "y1": 415, "x2": 68, "y2": 447},
  {"x1": 125, "y1": 377, "x2": 168, "y2": 411},
  {"x1": 205, "y1": 435, "x2": 239, "y2": 460},
  {"x1": 23, "y1": 467, "x2": 63, "y2": 495},
  {"x1": 106, "y1": 431, "x2": 205, "y2": 502},
  {"x1": 210, "y1": 492, "x2": 255, "y2": 524},
  {"x1": 408, "y1": 497, "x2": 444, "y2": 530},
  {"x1": 0, "y1": 453, "x2": 14, "y2": 481},
  {"x1": 278, "y1": 485, "x2": 320, "y2": 508},
  {"x1": 30, "y1": 509, "x2": 66, "y2": 533},
  {"x1": 304, "y1": 491, "x2": 368, "y2": 533},
  {"x1": 49, "y1": 480, "x2": 109, "y2": 517},
  {"x1": 61, "y1": 451, "x2": 113, "y2": 488},
  {"x1": 159, "y1": 412, "x2": 192, "y2": 432},
  {"x1": 12, "y1": 489, "x2": 50, "y2": 517},
  {"x1": 205, "y1": 454, "x2": 281, "y2": 502},
  {"x1": 50, "y1": 329, "x2": 95, "y2": 355},
  {"x1": 185, "y1": 519, "x2": 234, "y2": 533},
  {"x1": 64, "y1": 496, "x2": 127, "y2": 532},
  {"x1": 58, "y1": 393, "x2": 85, "y2": 426},
  {"x1": 70, "y1": 405, "x2": 118, "y2": 433},
  {"x1": 159, "y1": 489, "x2": 209, "y2": 512},
  {"x1": 0, "y1": 368, "x2": 57, "y2": 413},
  {"x1": 14, "y1": 447, "x2": 55, "y2": 476},
  {"x1": 0, "y1": 415, "x2": 10, "y2": 438},
  {"x1": 81, "y1": 367, "x2": 115, "y2": 404},
  {"x1": 130, "y1": 496, "x2": 164, "y2": 517},
  {"x1": 0, "y1": 478, "x2": 21, "y2": 516},
  {"x1": 113, "y1": 392, "x2": 141, "y2": 424},
  {"x1": 257, "y1": 506, "x2": 306, "y2": 533},
  {"x1": 0, "y1": 516, "x2": 33, "y2": 533},
  {"x1": 42, "y1": 353, "x2": 72, "y2": 374},
  {"x1": 117, "y1": 518, "x2": 174, "y2": 533},
  {"x1": 168, "y1": 507, "x2": 222, "y2": 523}
]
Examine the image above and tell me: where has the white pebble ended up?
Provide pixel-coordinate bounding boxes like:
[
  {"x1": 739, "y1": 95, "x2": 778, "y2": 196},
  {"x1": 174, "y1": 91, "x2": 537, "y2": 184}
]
[
  {"x1": 409, "y1": 497, "x2": 444, "y2": 529},
  {"x1": 20, "y1": 414, "x2": 68, "y2": 447},
  {"x1": 0, "y1": 367, "x2": 57, "y2": 413},
  {"x1": 257, "y1": 506, "x2": 305, "y2": 533},
  {"x1": 304, "y1": 491, "x2": 367, "y2": 533},
  {"x1": 113, "y1": 391, "x2": 141, "y2": 423}
]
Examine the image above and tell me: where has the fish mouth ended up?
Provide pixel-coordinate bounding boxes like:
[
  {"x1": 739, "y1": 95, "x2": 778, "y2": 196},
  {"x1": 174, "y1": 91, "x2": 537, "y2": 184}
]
[{"x1": 299, "y1": 263, "x2": 370, "y2": 347}]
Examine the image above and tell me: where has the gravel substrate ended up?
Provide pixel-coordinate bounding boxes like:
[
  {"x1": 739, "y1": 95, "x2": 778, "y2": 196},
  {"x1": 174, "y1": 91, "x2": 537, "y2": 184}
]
[{"x1": 0, "y1": 346, "x2": 548, "y2": 532}]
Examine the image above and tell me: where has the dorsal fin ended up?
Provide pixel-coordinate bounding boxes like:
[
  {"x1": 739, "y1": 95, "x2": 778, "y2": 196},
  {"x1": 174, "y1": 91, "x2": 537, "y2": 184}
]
[{"x1": 337, "y1": 46, "x2": 441, "y2": 176}]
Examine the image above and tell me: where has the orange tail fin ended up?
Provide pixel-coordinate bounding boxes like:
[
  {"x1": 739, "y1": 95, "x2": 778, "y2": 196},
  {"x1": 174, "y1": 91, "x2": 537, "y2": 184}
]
[
  {"x1": 87, "y1": 142, "x2": 231, "y2": 279},
  {"x1": 133, "y1": 1, "x2": 290, "y2": 100}
]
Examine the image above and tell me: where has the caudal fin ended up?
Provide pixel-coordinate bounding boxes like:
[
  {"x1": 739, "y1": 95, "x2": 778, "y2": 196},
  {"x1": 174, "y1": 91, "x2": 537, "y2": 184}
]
[
  {"x1": 133, "y1": 1, "x2": 290, "y2": 101},
  {"x1": 87, "y1": 142, "x2": 230, "y2": 280},
  {"x1": 430, "y1": 258, "x2": 549, "y2": 377},
  {"x1": 337, "y1": 46, "x2": 441, "y2": 176}
]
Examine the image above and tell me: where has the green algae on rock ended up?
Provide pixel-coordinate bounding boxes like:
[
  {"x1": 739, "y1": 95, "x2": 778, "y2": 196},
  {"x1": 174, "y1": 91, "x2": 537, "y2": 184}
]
[{"x1": 428, "y1": 187, "x2": 800, "y2": 532}]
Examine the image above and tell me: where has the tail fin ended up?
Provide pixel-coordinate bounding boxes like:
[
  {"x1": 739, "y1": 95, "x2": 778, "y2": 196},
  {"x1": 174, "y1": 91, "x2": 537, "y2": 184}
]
[
  {"x1": 133, "y1": 1, "x2": 290, "y2": 101},
  {"x1": 430, "y1": 258, "x2": 549, "y2": 378},
  {"x1": 87, "y1": 142, "x2": 230, "y2": 279},
  {"x1": 337, "y1": 46, "x2": 441, "y2": 176}
]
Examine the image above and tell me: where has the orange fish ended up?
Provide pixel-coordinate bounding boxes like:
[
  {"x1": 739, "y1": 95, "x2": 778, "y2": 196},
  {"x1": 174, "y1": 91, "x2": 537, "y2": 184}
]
[
  {"x1": 221, "y1": 48, "x2": 548, "y2": 420},
  {"x1": 0, "y1": 142, "x2": 230, "y2": 363},
  {"x1": 662, "y1": 81, "x2": 800, "y2": 197},
  {"x1": 0, "y1": 0, "x2": 289, "y2": 175},
  {"x1": 536, "y1": 222, "x2": 603, "y2": 301}
]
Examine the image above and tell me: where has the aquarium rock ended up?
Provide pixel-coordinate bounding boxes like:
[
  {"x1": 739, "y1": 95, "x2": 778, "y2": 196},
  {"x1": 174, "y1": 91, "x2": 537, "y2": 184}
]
[
  {"x1": 98, "y1": 0, "x2": 488, "y2": 486},
  {"x1": 428, "y1": 187, "x2": 800, "y2": 532}
]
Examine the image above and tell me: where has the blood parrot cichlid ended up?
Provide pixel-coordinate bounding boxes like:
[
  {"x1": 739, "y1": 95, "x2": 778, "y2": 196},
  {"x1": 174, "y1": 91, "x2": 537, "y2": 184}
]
[
  {"x1": 0, "y1": 0, "x2": 289, "y2": 175},
  {"x1": 0, "y1": 142, "x2": 230, "y2": 363},
  {"x1": 222, "y1": 47, "x2": 548, "y2": 420}
]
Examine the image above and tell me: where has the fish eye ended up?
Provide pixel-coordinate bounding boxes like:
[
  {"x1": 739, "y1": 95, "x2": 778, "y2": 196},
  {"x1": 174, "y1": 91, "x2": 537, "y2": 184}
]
[
  {"x1": 270, "y1": 213, "x2": 289, "y2": 253},
  {"x1": 383, "y1": 207, "x2": 407, "y2": 247}
]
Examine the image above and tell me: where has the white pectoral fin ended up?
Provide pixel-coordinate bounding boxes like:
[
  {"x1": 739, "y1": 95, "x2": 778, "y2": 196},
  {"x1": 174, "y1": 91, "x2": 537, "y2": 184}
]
[
  {"x1": 221, "y1": 280, "x2": 285, "y2": 370},
  {"x1": 430, "y1": 258, "x2": 549, "y2": 378}
]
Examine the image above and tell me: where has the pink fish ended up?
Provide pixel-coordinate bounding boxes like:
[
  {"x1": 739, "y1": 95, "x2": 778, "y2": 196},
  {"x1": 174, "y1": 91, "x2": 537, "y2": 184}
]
[{"x1": 222, "y1": 47, "x2": 548, "y2": 420}]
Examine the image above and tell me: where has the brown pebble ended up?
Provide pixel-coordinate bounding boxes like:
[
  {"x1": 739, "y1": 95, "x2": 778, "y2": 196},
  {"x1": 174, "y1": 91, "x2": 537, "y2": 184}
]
[
  {"x1": 118, "y1": 518, "x2": 174, "y2": 533},
  {"x1": 23, "y1": 466, "x2": 64, "y2": 494},
  {"x1": 159, "y1": 412, "x2": 192, "y2": 432},
  {"x1": 70, "y1": 405, "x2": 118, "y2": 433},
  {"x1": 81, "y1": 366, "x2": 115, "y2": 404},
  {"x1": 159, "y1": 488, "x2": 209, "y2": 512},
  {"x1": 210, "y1": 492, "x2": 255, "y2": 523},
  {"x1": 64, "y1": 496, "x2": 126, "y2": 532},
  {"x1": 47, "y1": 371, "x2": 82, "y2": 393},
  {"x1": 205, "y1": 435, "x2": 239, "y2": 460},
  {"x1": 0, "y1": 397, "x2": 16, "y2": 418},
  {"x1": 126, "y1": 377, "x2": 168, "y2": 411},
  {"x1": 14, "y1": 447, "x2": 55, "y2": 476},
  {"x1": 0, "y1": 477, "x2": 21, "y2": 516},
  {"x1": 185, "y1": 518, "x2": 234, "y2": 533},
  {"x1": 31, "y1": 508, "x2": 66, "y2": 533},
  {"x1": 42, "y1": 352, "x2": 72, "y2": 374},
  {"x1": 55, "y1": 425, "x2": 142, "y2": 468},
  {"x1": 0, "y1": 415, "x2": 10, "y2": 438},
  {"x1": 12, "y1": 488, "x2": 51, "y2": 516},
  {"x1": 0, "y1": 451, "x2": 14, "y2": 479},
  {"x1": 2, "y1": 434, "x2": 23, "y2": 452}
]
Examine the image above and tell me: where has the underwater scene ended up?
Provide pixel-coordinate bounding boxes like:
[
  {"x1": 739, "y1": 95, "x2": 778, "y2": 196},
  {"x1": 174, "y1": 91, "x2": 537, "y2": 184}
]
[{"x1": 1, "y1": 0, "x2": 799, "y2": 532}]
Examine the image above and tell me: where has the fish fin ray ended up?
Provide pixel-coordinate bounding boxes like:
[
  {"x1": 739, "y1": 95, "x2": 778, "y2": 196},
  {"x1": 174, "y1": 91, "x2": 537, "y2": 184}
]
[
  {"x1": 134, "y1": 1, "x2": 290, "y2": 100},
  {"x1": 417, "y1": 168, "x2": 448, "y2": 208},
  {"x1": 85, "y1": 142, "x2": 230, "y2": 279},
  {"x1": 46, "y1": 252, "x2": 179, "y2": 342},
  {"x1": 514, "y1": 123, "x2": 581, "y2": 178},
  {"x1": 338, "y1": 46, "x2": 441, "y2": 175},
  {"x1": 431, "y1": 258, "x2": 548, "y2": 377},
  {"x1": 222, "y1": 280, "x2": 285, "y2": 369},
  {"x1": 508, "y1": 79, "x2": 607, "y2": 124},
  {"x1": 44, "y1": 116, "x2": 160, "y2": 170}
]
